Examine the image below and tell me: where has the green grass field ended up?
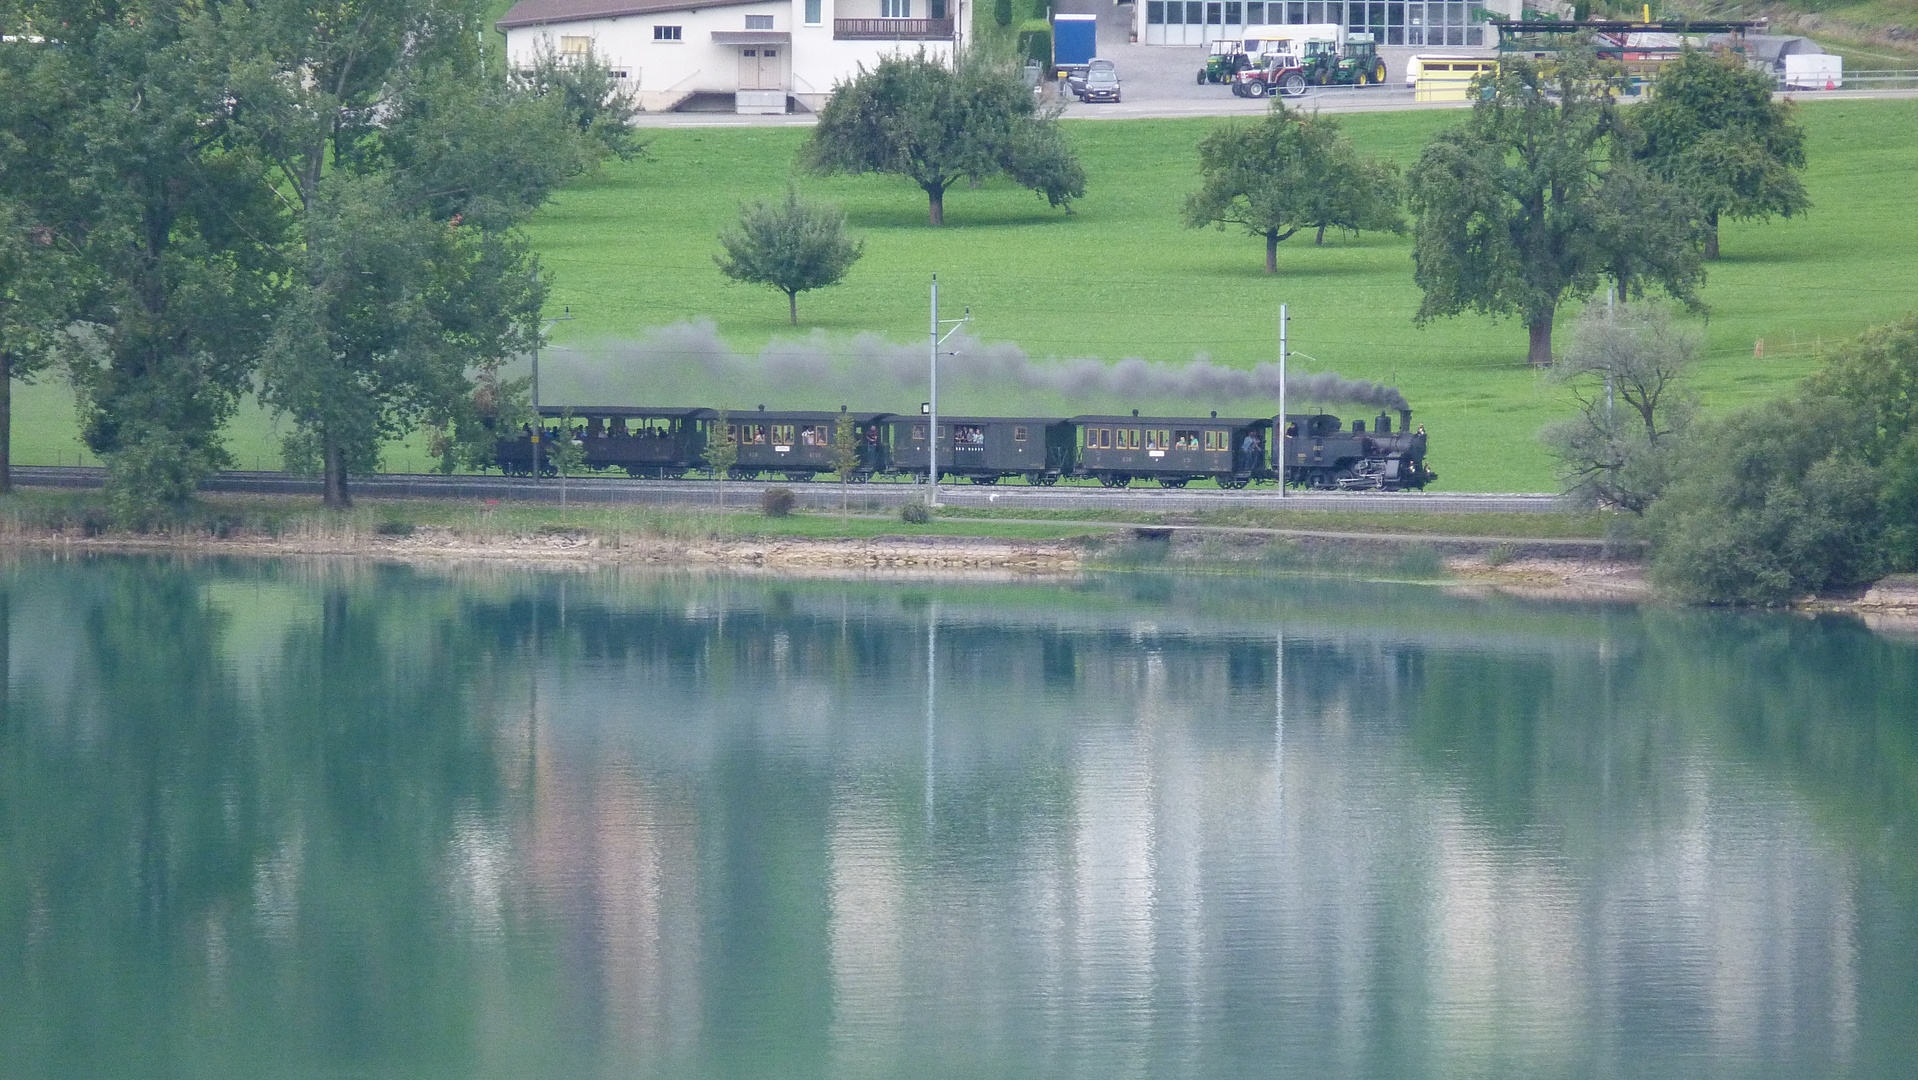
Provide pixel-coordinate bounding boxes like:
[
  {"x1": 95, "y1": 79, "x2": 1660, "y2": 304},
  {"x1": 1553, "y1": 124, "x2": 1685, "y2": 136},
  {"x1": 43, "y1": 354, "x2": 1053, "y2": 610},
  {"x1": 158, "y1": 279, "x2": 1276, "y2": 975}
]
[{"x1": 12, "y1": 97, "x2": 1916, "y2": 491}]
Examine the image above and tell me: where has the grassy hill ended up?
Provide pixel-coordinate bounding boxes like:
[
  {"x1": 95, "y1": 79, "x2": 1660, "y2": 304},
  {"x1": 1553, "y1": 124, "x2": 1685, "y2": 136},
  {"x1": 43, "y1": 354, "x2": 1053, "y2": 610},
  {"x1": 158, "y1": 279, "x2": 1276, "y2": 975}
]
[{"x1": 10, "y1": 98, "x2": 1916, "y2": 491}]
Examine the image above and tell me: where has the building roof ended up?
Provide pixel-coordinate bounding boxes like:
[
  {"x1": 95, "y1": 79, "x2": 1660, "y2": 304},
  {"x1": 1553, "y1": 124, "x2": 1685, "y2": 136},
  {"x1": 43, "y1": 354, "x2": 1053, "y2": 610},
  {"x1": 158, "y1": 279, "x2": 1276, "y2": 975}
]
[{"x1": 497, "y1": 0, "x2": 764, "y2": 30}]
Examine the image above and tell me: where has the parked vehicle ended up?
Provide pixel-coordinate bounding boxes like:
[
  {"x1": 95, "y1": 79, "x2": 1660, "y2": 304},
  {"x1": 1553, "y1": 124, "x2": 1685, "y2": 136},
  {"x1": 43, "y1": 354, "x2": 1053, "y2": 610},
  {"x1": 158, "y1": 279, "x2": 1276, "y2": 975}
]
[
  {"x1": 1069, "y1": 56, "x2": 1116, "y2": 97},
  {"x1": 1783, "y1": 53, "x2": 1843, "y2": 89},
  {"x1": 1302, "y1": 32, "x2": 1388, "y2": 86},
  {"x1": 1079, "y1": 65, "x2": 1122, "y2": 102},
  {"x1": 1404, "y1": 54, "x2": 1498, "y2": 89},
  {"x1": 1231, "y1": 51, "x2": 1309, "y2": 98},
  {"x1": 1199, "y1": 39, "x2": 1252, "y2": 84},
  {"x1": 1052, "y1": 12, "x2": 1097, "y2": 80}
]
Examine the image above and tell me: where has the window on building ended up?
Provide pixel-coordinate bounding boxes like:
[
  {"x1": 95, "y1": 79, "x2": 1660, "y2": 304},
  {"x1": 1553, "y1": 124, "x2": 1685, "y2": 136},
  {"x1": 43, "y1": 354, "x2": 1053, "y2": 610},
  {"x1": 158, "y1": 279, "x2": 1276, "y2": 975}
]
[
  {"x1": 745, "y1": 14, "x2": 774, "y2": 28},
  {"x1": 881, "y1": 0, "x2": 911, "y2": 16},
  {"x1": 560, "y1": 35, "x2": 592, "y2": 58},
  {"x1": 805, "y1": 0, "x2": 822, "y2": 24},
  {"x1": 1146, "y1": 1, "x2": 1165, "y2": 23},
  {"x1": 653, "y1": 24, "x2": 682, "y2": 40},
  {"x1": 1013, "y1": 426, "x2": 1028, "y2": 442}
]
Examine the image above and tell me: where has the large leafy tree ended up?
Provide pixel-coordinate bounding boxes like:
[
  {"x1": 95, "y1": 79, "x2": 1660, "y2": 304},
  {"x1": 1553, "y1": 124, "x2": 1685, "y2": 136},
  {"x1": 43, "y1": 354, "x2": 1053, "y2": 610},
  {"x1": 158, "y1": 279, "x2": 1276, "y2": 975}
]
[
  {"x1": 17, "y1": 2, "x2": 287, "y2": 521},
  {"x1": 0, "y1": 27, "x2": 88, "y2": 494},
  {"x1": 1407, "y1": 51, "x2": 1703, "y2": 367},
  {"x1": 804, "y1": 51, "x2": 1085, "y2": 226},
  {"x1": 1631, "y1": 48, "x2": 1809, "y2": 260},
  {"x1": 1183, "y1": 104, "x2": 1402, "y2": 273},
  {"x1": 229, "y1": 0, "x2": 628, "y2": 506},
  {"x1": 716, "y1": 190, "x2": 864, "y2": 324}
]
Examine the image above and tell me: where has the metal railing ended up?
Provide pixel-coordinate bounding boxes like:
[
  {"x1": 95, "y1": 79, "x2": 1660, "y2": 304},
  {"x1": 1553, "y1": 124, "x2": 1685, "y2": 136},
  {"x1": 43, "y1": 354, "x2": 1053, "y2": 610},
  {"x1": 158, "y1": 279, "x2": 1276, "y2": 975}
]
[{"x1": 833, "y1": 17, "x2": 955, "y2": 40}]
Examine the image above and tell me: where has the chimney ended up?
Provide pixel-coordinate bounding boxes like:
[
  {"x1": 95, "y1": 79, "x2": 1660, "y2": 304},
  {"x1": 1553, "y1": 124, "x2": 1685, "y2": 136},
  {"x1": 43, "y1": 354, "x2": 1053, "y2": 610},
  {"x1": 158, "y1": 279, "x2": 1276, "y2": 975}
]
[
  {"x1": 1399, "y1": 409, "x2": 1412, "y2": 433},
  {"x1": 1376, "y1": 412, "x2": 1391, "y2": 433}
]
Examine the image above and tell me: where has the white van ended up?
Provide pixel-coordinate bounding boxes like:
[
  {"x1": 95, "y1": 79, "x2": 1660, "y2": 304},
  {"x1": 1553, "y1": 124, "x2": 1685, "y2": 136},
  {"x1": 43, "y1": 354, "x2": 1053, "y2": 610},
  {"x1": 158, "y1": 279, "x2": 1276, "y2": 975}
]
[
  {"x1": 1404, "y1": 54, "x2": 1499, "y2": 89},
  {"x1": 1783, "y1": 53, "x2": 1843, "y2": 90}
]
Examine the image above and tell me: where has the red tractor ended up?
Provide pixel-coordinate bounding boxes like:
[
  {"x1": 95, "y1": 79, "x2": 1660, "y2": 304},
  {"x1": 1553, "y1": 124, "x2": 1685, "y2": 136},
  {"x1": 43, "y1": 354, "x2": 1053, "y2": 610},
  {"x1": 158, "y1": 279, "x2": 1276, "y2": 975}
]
[{"x1": 1230, "y1": 52, "x2": 1310, "y2": 98}]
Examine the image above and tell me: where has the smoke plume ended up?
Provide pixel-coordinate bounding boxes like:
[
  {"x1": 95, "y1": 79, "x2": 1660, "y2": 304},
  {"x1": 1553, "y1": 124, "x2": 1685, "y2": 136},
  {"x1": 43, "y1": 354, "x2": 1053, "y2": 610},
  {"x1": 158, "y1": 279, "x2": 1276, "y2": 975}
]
[{"x1": 535, "y1": 320, "x2": 1408, "y2": 415}]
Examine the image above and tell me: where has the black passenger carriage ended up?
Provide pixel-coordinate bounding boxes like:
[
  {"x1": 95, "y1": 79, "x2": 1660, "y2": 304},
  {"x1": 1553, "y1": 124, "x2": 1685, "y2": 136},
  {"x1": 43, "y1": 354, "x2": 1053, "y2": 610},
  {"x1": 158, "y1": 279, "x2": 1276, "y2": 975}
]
[
  {"x1": 725, "y1": 407, "x2": 893, "y2": 481},
  {"x1": 1275, "y1": 409, "x2": 1435, "y2": 490},
  {"x1": 1071, "y1": 413, "x2": 1272, "y2": 488},
  {"x1": 887, "y1": 416, "x2": 1075, "y2": 485},
  {"x1": 497, "y1": 406, "x2": 715, "y2": 477}
]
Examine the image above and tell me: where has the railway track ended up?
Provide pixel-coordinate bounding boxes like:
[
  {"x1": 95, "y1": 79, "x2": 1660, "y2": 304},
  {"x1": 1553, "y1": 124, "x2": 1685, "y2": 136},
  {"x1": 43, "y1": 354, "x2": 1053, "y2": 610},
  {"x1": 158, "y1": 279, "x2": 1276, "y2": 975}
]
[{"x1": 12, "y1": 465, "x2": 1564, "y2": 514}]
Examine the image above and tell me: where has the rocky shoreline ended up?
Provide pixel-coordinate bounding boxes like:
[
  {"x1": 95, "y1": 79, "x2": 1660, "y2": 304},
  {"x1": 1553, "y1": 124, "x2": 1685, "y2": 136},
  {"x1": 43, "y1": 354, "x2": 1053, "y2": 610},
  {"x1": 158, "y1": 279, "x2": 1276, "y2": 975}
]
[{"x1": 9, "y1": 528, "x2": 1918, "y2": 620}]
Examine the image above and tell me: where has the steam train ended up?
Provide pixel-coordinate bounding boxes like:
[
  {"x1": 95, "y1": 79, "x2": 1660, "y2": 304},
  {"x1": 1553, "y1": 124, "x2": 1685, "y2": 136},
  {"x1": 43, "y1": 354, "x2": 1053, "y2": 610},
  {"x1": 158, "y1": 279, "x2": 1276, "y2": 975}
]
[{"x1": 495, "y1": 405, "x2": 1435, "y2": 491}]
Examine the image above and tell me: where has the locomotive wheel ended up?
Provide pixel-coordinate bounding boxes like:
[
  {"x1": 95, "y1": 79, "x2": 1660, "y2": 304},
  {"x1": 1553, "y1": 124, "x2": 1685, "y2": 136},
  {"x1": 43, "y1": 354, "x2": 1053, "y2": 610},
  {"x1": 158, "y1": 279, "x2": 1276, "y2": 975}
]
[
  {"x1": 1219, "y1": 476, "x2": 1248, "y2": 490},
  {"x1": 1159, "y1": 477, "x2": 1188, "y2": 489},
  {"x1": 969, "y1": 475, "x2": 1000, "y2": 485},
  {"x1": 784, "y1": 472, "x2": 814, "y2": 482},
  {"x1": 848, "y1": 472, "x2": 869, "y2": 484},
  {"x1": 1033, "y1": 473, "x2": 1059, "y2": 486}
]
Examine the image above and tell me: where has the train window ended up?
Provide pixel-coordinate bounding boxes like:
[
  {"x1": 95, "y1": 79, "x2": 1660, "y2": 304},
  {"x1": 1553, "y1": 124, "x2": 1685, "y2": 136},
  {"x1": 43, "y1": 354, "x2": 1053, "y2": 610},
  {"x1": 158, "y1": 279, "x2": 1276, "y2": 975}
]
[
  {"x1": 1013, "y1": 425, "x2": 1028, "y2": 442},
  {"x1": 1174, "y1": 429, "x2": 1200, "y2": 449},
  {"x1": 1095, "y1": 428, "x2": 1110, "y2": 449},
  {"x1": 1144, "y1": 429, "x2": 1160, "y2": 450},
  {"x1": 1127, "y1": 429, "x2": 1141, "y2": 449},
  {"x1": 953, "y1": 424, "x2": 984, "y2": 445},
  {"x1": 799, "y1": 425, "x2": 825, "y2": 446},
  {"x1": 772, "y1": 424, "x2": 794, "y2": 445},
  {"x1": 912, "y1": 424, "x2": 926, "y2": 441}
]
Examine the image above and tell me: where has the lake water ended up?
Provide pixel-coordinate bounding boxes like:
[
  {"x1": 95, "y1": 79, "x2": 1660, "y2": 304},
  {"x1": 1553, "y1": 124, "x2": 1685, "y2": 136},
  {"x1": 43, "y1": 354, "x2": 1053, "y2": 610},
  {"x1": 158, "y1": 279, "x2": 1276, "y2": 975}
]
[{"x1": 2, "y1": 554, "x2": 1914, "y2": 1079}]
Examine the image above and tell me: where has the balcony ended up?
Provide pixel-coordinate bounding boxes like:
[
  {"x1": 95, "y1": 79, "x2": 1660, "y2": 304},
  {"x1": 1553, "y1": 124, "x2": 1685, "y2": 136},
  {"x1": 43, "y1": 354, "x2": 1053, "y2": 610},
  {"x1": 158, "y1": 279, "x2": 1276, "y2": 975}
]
[{"x1": 833, "y1": 17, "x2": 956, "y2": 40}]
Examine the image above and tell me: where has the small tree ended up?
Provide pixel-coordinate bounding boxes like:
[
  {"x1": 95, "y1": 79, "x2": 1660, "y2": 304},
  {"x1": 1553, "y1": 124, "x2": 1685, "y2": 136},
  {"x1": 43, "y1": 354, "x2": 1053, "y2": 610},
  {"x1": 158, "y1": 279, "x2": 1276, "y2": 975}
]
[
  {"x1": 1407, "y1": 51, "x2": 1703, "y2": 366},
  {"x1": 803, "y1": 51, "x2": 1086, "y2": 226},
  {"x1": 702, "y1": 409, "x2": 738, "y2": 511},
  {"x1": 548, "y1": 409, "x2": 587, "y2": 520},
  {"x1": 508, "y1": 41, "x2": 648, "y2": 165},
  {"x1": 1185, "y1": 105, "x2": 1403, "y2": 273},
  {"x1": 994, "y1": 0, "x2": 1013, "y2": 27},
  {"x1": 1632, "y1": 49, "x2": 1810, "y2": 260},
  {"x1": 1540, "y1": 303, "x2": 1698, "y2": 513},
  {"x1": 829, "y1": 410, "x2": 862, "y2": 520},
  {"x1": 715, "y1": 191, "x2": 865, "y2": 325}
]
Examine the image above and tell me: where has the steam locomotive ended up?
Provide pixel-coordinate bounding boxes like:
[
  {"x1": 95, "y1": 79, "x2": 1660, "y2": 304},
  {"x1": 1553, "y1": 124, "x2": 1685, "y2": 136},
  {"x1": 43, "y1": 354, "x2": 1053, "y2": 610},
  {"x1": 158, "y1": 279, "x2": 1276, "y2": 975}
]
[{"x1": 495, "y1": 405, "x2": 1435, "y2": 491}]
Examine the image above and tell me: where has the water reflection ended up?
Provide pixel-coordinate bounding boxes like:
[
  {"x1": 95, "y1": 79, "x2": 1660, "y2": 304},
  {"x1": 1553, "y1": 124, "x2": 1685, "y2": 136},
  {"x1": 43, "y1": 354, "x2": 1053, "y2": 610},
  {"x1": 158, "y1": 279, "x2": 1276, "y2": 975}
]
[{"x1": 0, "y1": 555, "x2": 1913, "y2": 1078}]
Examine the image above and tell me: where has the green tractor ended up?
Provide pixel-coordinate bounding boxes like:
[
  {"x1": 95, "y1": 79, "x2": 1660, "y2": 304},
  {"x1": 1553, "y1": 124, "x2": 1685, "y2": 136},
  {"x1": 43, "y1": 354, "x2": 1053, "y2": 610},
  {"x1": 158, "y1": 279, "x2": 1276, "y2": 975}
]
[
  {"x1": 1302, "y1": 32, "x2": 1389, "y2": 86},
  {"x1": 1198, "y1": 39, "x2": 1252, "y2": 84}
]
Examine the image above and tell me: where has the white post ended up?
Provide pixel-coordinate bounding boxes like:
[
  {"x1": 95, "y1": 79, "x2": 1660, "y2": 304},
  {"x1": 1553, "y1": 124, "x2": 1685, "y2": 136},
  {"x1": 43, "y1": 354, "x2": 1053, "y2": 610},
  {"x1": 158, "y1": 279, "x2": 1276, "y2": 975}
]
[
  {"x1": 1277, "y1": 302, "x2": 1288, "y2": 497},
  {"x1": 928, "y1": 275, "x2": 940, "y2": 506}
]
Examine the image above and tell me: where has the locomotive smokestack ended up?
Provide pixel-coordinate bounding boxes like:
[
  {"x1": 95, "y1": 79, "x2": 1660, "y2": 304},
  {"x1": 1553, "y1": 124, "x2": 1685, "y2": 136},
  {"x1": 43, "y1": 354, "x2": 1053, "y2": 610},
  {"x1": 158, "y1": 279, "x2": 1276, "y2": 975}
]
[{"x1": 1400, "y1": 408, "x2": 1412, "y2": 433}]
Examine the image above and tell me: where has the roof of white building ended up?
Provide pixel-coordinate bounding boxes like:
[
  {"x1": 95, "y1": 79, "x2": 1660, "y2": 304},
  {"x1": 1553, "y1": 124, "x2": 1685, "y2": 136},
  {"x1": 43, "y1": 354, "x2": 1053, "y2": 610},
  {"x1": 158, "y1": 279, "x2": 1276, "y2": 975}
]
[{"x1": 497, "y1": 0, "x2": 765, "y2": 30}]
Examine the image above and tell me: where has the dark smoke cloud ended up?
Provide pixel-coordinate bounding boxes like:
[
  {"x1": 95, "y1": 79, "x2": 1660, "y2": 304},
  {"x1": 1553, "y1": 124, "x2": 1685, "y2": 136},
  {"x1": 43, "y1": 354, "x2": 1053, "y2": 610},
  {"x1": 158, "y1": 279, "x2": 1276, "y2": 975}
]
[{"x1": 534, "y1": 320, "x2": 1408, "y2": 415}]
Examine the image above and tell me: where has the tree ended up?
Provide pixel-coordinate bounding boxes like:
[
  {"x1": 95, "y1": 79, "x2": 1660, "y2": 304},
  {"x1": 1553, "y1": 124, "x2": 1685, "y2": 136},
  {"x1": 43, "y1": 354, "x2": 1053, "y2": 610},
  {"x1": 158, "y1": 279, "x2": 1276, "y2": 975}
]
[
  {"x1": 547, "y1": 408, "x2": 586, "y2": 520},
  {"x1": 1632, "y1": 48, "x2": 1810, "y2": 260},
  {"x1": 232, "y1": 0, "x2": 615, "y2": 507},
  {"x1": 1646, "y1": 397, "x2": 1882, "y2": 605},
  {"x1": 703, "y1": 409, "x2": 738, "y2": 510},
  {"x1": 1407, "y1": 51, "x2": 1703, "y2": 367},
  {"x1": 1184, "y1": 104, "x2": 1403, "y2": 273},
  {"x1": 508, "y1": 39, "x2": 646, "y2": 166},
  {"x1": 1643, "y1": 315, "x2": 1918, "y2": 603},
  {"x1": 716, "y1": 191, "x2": 864, "y2": 325},
  {"x1": 830, "y1": 409, "x2": 861, "y2": 520},
  {"x1": 803, "y1": 51, "x2": 1085, "y2": 226},
  {"x1": 0, "y1": 32, "x2": 87, "y2": 495},
  {"x1": 37, "y1": 4, "x2": 287, "y2": 522},
  {"x1": 1540, "y1": 302, "x2": 1698, "y2": 512}
]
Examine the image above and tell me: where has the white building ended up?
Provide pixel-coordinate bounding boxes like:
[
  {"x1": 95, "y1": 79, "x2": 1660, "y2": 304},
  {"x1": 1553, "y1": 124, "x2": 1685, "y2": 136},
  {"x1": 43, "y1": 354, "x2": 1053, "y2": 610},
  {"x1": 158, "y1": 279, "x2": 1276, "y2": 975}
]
[
  {"x1": 1137, "y1": 0, "x2": 1520, "y2": 52},
  {"x1": 497, "y1": 0, "x2": 965, "y2": 115}
]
